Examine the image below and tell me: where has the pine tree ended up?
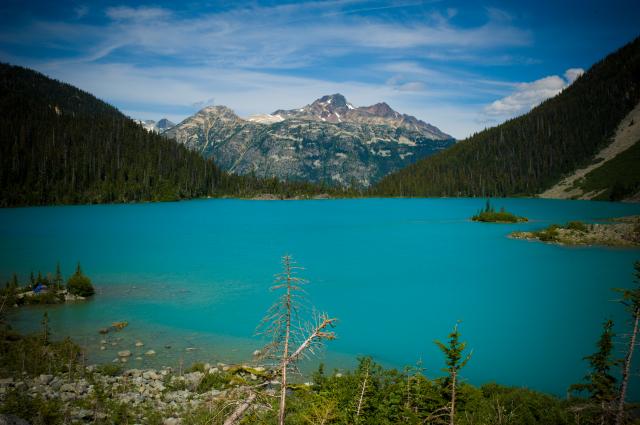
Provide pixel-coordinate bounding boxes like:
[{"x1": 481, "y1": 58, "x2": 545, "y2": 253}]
[
  {"x1": 435, "y1": 322, "x2": 473, "y2": 425},
  {"x1": 614, "y1": 261, "x2": 640, "y2": 425},
  {"x1": 569, "y1": 319, "x2": 617, "y2": 423},
  {"x1": 67, "y1": 262, "x2": 94, "y2": 297},
  {"x1": 54, "y1": 262, "x2": 63, "y2": 290}
]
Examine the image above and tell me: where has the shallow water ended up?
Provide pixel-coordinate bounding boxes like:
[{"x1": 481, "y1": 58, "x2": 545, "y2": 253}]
[{"x1": 1, "y1": 198, "x2": 639, "y2": 398}]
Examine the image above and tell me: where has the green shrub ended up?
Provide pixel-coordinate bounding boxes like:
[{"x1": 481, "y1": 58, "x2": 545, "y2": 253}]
[
  {"x1": 67, "y1": 263, "x2": 94, "y2": 297},
  {"x1": 566, "y1": 221, "x2": 589, "y2": 232},
  {"x1": 196, "y1": 371, "x2": 229, "y2": 392},
  {"x1": 534, "y1": 225, "x2": 560, "y2": 242},
  {"x1": 186, "y1": 362, "x2": 206, "y2": 373},
  {"x1": 0, "y1": 389, "x2": 65, "y2": 424},
  {"x1": 96, "y1": 363, "x2": 123, "y2": 376}
]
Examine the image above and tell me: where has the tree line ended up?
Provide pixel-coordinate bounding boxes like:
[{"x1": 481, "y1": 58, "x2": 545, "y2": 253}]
[
  {"x1": 0, "y1": 63, "x2": 350, "y2": 207},
  {"x1": 372, "y1": 37, "x2": 640, "y2": 199}
]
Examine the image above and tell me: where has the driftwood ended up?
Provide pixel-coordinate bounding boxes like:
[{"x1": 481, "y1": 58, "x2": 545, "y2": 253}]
[{"x1": 223, "y1": 392, "x2": 257, "y2": 425}]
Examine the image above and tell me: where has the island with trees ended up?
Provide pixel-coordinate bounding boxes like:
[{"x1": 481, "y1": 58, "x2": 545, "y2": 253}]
[
  {"x1": 471, "y1": 199, "x2": 528, "y2": 223},
  {"x1": 1, "y1": 262, "x2": 94, "y2": 307}
]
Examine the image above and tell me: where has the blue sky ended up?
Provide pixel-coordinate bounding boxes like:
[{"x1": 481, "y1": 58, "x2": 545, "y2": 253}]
[{"x1": 0, "y1": 0, "x2": 638, "y2": 138}]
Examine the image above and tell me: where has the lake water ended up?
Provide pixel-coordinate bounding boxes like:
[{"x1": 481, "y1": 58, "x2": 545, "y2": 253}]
[{"x1": 1, "y1": 198, "x2": 639, "y2": 399}]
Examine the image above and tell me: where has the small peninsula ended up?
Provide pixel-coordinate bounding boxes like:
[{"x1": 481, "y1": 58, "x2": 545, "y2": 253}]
[
  {"x1": 510, "y1": 216, "x2": 640, "y2": 247},
  {"x1": 471, "y1": 200, "x2": 528, "y2": 223},
  {"x1": 2, "y1": 263, "x2": 94, "y2": 307}
]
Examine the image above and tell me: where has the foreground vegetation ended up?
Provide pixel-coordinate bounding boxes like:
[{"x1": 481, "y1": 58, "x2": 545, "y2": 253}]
[
  {"x1": 471, "y1": 200, "x2": 528, "y2": 223},
  {"x1": 372, "y1": 37, "x2": 640, "y2": 199},
  {"x1": 1, "y1": 258, "x2": 639, "y2": 424}
]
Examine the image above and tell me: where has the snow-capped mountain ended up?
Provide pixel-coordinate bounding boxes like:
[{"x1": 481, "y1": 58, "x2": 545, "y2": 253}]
[
  {"x1": 165, "y1": 95, "x2": 455, "y2": 187},
  {"x1": 134, "y1": 118, "x2": 176, "y2": 133},
  {"x1": 273, "y1": 94, "x2": 452, "y2": 140}
]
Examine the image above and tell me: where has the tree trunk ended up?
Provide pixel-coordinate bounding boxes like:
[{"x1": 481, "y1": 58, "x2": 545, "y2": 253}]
[
  {"x1": 279, "y1": 263, "x2": 292, "y2": 425},
  {"x1": 450, "y1": 371, "x2": 457, "y2": 425},
  {"x1": 355, "y1": 365, "x2": 369, "y2": 422},
  {"x1": 615, "y1": 307, "x2": 639, "y2": 425},
  {"x1": 223, "y1": 392, "x2": 257, "y2": 425}
]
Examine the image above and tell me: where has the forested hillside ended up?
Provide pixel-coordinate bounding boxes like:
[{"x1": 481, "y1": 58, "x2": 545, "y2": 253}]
[
  {"x1": 0, "y1": 64, "x2": 333, "y2": 207},
  {"x1": 372, "y1": 37, "x2": 640, "y2": 198}
]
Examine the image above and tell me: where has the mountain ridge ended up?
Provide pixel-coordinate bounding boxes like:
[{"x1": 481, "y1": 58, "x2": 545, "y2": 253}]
[{"x1": 166, "y1": 94, "x2": 454, "y2": 187}]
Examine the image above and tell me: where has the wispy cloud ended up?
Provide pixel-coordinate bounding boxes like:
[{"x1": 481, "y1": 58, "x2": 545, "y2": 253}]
[
  {"x1": 0, "y1": 1, "x2": 547, "y2": 138},
  {"x1": 483, "y1": 68, "x2": 585, "y2": 119}
]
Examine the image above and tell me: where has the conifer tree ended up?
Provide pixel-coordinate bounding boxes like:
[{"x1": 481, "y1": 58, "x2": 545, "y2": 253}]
[
  {"x1": 67, "y1": 262, "x2": 94, "y2": 297},
  {"x1": 54, "y1": 262, "x2": 63, "y2": 290},
  {"x1": 569, "y1": 319, "x2": 617, "y2": 423},
  {"x1": 435, "y1": 322, "x2": 472, "y2": 425},
  {"x1": 614, "y1": 261, "x2": 640, "y2": 425}
]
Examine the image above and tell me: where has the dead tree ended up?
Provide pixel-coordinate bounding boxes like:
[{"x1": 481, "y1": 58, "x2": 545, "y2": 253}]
[
  {"x1": 614, "y1": 261, "x2": 640, "y2": 425},
  {"x1": 354, "y1": 358, "x2": 371, "y2": 423},
  {"x1": 226, "y1": 255, "x2": 336, "y2": 425}
]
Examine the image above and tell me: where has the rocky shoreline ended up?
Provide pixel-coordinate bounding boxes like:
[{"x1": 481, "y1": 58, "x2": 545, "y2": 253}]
[
  {"x1": 0, "y1": 362, "x2": 276, "y2": 424},
  {"x1": 509, "y1": 216, "x2": 640, "y2": 247}
]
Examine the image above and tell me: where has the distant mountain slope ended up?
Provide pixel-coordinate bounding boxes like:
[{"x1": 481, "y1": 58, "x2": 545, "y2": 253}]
[
  {"x1": 134, "y1": 118, "x2": 176, "y2": 133},
  {"x1": 165, "y1": 94, "x2": 454, "y2": 187},
  {"x1": 373, "y1": 37, "x2": 640, "y2": 200},
  {"x1": 540, "y1": 101, "x2": 640, "y2": 200},
  {"x1": 0, "y1": 63, "x2": 331, "y2": 207}
]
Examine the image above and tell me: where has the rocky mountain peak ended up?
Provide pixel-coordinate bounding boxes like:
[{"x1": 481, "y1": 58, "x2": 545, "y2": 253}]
[
  {"x1": 314, "y1": 93, "x2": 348, "y2": 108},
  {"x1": 196, "y1": 105, "x2": 239, "y2": 121},
  {"x1": 156, "y1": 118, "x2": 175, "y2": 131},
  {"x1": 361, "y1": 102, "x2": 398, "y2": 118}
]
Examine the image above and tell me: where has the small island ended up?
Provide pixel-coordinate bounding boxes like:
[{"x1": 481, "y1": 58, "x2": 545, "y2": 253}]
[
  {"x1": 510, "y1": 216, "x2": 640, "y2": 247},
  {"x1": 2, "y1": 262, "x2": 94, "y2": 307},
  {"x1": 471, "y1": 199, "x2": 528, "y2": 223}
]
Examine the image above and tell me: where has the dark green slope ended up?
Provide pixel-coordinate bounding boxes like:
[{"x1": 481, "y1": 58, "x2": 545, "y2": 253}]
[
  {"x1": 0, "y1": 64, "x2": 331, "y2": 207},
  {"x1": 575, "y1": 138, "x2": 640, "y2": 201},
  {"x1": 372, "y1": 37, "x2": 640, "y2": 198}
]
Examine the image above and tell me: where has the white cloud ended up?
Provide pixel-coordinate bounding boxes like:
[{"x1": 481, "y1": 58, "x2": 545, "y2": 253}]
[
  {"x1": 0, "y1": 3, "x2": 539, "y2": 139},
  {"x1": 564, "y1": 67, "x2": 585, "y2": 84},
  {"x1": 1, "y1": 3, "x2": 531, "y2": 69},
  {"x1": 483, "y1": 68, "x2": 585, "y2": 118}
]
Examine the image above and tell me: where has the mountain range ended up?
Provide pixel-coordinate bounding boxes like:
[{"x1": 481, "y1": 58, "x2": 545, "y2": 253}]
[
  {"x1": 1, "y1": 36, "x2": 638, "y2": 206},
  {"x1": 165, "y1": 94, "x2": 454, "y2": 187}
]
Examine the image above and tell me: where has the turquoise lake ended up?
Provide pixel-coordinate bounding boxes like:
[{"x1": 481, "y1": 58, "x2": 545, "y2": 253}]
[{"x1": 1, "y1": 198, "x2": 639, "y2": 399}]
